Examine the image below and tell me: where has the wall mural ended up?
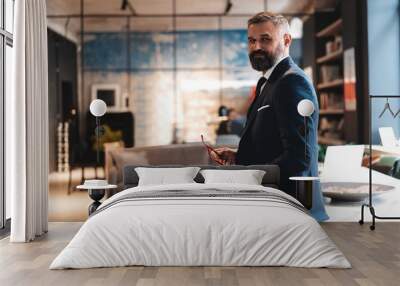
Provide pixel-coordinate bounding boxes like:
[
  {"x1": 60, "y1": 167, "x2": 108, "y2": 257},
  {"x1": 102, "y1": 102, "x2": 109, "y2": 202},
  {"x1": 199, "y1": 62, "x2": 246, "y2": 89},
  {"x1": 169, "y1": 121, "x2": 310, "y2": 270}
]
[{"x1": 83, "y1": 30, "x2": 301, "y2": 146}]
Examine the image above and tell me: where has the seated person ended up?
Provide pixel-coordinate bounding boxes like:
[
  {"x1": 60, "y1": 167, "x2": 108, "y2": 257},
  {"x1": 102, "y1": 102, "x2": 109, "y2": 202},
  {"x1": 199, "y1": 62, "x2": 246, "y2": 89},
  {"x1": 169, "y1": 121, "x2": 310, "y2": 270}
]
[{"x1": 227, "y1": 108, "x2": 245, "y2": 136}]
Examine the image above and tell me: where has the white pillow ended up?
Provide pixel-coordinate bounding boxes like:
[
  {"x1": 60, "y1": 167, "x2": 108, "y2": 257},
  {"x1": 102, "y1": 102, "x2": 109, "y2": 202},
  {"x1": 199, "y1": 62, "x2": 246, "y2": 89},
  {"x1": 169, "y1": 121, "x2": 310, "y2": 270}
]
[
  {"x1": 135, "y1": 167, "x2": 201, "y2": 186},
  {"x1": 200, "y1": 169, "x2": 266, "y2": 185}
]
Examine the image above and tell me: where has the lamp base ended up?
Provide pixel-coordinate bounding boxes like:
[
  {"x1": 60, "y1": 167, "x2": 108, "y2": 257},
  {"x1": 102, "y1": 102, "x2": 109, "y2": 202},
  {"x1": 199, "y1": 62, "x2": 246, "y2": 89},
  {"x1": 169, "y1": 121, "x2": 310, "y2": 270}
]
[{"x1": 88, "y1": 189, "x2": 105, "y2": 215}]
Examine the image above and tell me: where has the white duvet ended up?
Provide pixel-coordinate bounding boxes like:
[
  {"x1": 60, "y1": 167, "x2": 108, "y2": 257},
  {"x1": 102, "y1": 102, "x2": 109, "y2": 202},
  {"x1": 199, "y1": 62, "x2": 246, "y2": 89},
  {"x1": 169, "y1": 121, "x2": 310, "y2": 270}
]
[{"x1": 50, "y1": 183, "x2": 350, "y2": 269}]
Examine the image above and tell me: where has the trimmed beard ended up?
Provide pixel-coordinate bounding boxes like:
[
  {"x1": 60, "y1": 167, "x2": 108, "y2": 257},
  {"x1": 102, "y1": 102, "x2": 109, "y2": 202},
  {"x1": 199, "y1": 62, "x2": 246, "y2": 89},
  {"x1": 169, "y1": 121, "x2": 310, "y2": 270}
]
[{"x1": 249, "y1": 50, "x2": 277, "y2": 72}]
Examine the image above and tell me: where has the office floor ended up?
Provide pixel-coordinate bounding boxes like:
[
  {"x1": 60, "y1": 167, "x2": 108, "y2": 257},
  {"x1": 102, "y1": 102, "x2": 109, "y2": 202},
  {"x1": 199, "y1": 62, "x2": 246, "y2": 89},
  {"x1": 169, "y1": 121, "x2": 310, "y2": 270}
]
[{"x1": 1, "y1": 222, "x2": 399, "y2": 286}]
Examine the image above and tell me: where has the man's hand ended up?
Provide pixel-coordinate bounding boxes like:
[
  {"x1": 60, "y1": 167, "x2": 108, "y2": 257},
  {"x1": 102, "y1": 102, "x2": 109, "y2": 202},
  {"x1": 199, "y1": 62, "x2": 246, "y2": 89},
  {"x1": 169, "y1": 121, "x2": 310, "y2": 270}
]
[{"x1": 211, "y1": 147, "x2": 237, "y2": 165}]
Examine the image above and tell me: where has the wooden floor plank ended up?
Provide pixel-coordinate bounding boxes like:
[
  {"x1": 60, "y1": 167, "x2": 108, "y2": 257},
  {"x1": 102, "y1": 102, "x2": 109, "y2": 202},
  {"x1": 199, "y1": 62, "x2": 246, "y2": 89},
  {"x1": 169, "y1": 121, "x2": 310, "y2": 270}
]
[{"x1": 1, "y1": 222, "x2": 400, "y2": 286}]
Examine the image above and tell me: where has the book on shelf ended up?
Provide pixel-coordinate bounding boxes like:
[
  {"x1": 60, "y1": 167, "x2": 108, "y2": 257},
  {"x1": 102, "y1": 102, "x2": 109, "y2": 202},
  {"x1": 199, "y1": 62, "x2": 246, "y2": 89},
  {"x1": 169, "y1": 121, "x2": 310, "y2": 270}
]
[
  {"x1": 319, "y1": 92, "x2": 345, "y2": 110},
  {"x1": 325, "y1": 35, "x2": 343, "y2": 54},
  {"x1": 337, "y1": 118, "x2": 344, "y2": 131},
  {"x1": 319, "y1": 117, "x2": 344, "y2": 135},
  {"x1": 319, "y1": 65, "x2": 341, "y2": 83}
]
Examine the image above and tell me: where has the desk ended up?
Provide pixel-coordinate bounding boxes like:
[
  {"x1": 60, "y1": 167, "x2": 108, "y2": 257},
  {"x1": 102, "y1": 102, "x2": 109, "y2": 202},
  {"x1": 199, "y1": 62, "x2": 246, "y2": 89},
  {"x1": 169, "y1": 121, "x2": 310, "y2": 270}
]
[{"x1": 365, "y1": 145, "x2": 400, "y2": 157}]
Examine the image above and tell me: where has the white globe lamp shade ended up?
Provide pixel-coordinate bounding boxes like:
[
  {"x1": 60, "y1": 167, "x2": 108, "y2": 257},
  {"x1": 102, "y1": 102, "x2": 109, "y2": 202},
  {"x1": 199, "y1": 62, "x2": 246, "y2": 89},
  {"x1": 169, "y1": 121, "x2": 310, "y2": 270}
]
[
  {"x1": 290, "y1": 17, "x2": 303, "y2": 39},
  {"x1": 90, "y1": 99, "x2": 107, "y2": 117},
  {"x1": 297, "y1": 99, "x2": 314, "y2": 117}
]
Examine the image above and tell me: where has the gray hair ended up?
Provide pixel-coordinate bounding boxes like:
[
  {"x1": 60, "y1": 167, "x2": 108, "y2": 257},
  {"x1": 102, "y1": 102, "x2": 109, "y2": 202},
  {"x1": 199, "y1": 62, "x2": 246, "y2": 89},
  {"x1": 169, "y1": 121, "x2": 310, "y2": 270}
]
[{"x1": 248, "y1": 12, "x2": 290, "y2": 34}]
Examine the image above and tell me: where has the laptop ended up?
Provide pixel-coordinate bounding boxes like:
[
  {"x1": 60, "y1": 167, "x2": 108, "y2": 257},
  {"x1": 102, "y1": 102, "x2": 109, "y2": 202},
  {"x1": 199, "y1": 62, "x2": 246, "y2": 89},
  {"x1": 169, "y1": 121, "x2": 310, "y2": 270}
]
[{"x1": 379, "y1": 127, "x2": 399, "y2": 147}]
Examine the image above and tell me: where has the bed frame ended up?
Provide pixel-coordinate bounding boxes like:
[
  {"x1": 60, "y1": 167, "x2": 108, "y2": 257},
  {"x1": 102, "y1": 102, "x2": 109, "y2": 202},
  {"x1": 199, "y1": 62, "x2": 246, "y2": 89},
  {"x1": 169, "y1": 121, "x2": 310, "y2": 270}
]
[
  {"x1": 122, "y1": 164, "x2": 316, "y2": 210},
  {"x1": 123, "y1": 165, "x2": 280, "y2": 189}
]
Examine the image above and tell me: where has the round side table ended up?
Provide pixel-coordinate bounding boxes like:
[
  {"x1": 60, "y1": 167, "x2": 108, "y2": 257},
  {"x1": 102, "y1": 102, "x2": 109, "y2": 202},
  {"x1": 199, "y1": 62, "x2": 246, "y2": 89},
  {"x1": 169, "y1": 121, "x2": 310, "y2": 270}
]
[
  {"x1": 76, "y1": 184, "x2": 117, "y2": 215},
  {"x1": 289, "y1": 177, "x2": 319, "y2": 210}
]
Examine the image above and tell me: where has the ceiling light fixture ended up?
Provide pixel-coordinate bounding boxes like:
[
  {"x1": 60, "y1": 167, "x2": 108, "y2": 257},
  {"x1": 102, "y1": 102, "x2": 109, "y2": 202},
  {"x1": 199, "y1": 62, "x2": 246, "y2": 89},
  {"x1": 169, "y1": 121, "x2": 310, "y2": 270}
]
[
  {"x1": 121, "y1": 0, "x2": 137, "y2": 15},
  {"x1": 121, "y1": 0, "x2": 128, "y2": 10},
  {"x1": 224, "y1": 0, "x2": 233, "y2": 15}
]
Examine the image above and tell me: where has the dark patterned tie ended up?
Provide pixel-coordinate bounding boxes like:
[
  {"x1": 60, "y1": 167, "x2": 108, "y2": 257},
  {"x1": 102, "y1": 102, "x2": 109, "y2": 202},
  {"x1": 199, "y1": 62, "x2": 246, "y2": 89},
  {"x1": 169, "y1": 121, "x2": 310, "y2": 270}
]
[
  {"x1": 246, "y1": 77, "x2": 267, "y2": 119},
  {"x1": 255, "y1": 76, "x2": 267, "y2": 98}
]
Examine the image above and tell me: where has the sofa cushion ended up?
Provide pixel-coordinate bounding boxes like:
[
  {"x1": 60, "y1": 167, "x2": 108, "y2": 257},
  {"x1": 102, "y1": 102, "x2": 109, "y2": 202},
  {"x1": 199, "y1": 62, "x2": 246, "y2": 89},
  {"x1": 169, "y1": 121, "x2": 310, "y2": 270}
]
[
  {"x1": 108, "y1": 143, "x2": 212, "y2": 185},
  {"x1": 112, "y1": 151, "x2": 150, "y2": 183}
]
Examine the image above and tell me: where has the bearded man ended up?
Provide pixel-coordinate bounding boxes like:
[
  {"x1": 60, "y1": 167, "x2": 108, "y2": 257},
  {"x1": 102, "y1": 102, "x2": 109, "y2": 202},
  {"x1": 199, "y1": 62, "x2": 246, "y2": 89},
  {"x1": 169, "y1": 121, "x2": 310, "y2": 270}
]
[{"x1": 212, "y1": 12, "x2": 328, "y2": 221}]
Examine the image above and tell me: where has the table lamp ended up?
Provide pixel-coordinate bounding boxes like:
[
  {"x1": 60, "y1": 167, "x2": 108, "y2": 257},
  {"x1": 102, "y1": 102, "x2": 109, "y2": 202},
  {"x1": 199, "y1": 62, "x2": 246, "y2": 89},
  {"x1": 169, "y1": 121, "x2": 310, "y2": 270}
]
[
  {"x1": 297, "y1": 99, "x2": 315, "y2": 163},
  {"x1": 77, "y1": 99, "x2": 110, "y2": 215},
  {"x1": 89, "y1": 99, "x2": 107, "y2": 168},
  {"x1": 292, "y1": 99, "x2": 316, "y2": 210}
]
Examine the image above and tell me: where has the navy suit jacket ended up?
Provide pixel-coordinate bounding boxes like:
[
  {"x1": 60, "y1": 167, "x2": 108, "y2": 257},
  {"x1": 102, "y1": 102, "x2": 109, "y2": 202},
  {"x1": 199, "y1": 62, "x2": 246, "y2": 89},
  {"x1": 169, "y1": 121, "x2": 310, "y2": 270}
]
[{"x1": 236, "y1": 57, "x2": 319, "y2": 196}]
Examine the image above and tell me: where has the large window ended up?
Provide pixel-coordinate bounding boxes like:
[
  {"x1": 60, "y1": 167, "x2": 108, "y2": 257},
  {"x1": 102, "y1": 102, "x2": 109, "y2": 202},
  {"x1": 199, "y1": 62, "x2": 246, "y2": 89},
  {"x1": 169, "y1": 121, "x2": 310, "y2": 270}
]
[{"x1": 1, "y1": 0, "x2": 14, "y2": 230}]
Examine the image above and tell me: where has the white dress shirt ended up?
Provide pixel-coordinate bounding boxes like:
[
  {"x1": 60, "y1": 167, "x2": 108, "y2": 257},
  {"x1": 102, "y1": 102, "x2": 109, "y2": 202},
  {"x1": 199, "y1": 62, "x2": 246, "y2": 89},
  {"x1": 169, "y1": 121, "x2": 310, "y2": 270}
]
[{"x1": 260, "y1": 55, "x2": 289, "y2": 93}]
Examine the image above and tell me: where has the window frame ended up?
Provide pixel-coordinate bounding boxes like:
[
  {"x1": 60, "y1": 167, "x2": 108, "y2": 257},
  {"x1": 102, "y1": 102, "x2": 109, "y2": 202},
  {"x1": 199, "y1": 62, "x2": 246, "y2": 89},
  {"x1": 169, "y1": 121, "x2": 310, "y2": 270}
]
[{"x1": 0, "y1": 0, "x2": 13, "y2": 231}]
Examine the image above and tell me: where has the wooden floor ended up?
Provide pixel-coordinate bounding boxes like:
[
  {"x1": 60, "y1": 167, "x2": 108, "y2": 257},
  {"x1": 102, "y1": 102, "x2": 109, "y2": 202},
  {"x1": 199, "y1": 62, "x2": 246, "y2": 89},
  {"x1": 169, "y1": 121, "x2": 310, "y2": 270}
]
[
  {"x1": 49, "y1": 169, "x2": 104, "y2": 222},
  {"x1": 0, "y1": 222, "x2": 399, "y2": 286}
]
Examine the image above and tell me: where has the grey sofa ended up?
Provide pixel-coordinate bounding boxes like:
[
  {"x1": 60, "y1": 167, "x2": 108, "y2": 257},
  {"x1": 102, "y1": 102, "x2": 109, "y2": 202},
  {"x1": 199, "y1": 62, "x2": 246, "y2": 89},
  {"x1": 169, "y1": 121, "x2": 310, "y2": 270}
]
[{"x1": 105, "y1": 143, "x2": 214, "y2": 190}]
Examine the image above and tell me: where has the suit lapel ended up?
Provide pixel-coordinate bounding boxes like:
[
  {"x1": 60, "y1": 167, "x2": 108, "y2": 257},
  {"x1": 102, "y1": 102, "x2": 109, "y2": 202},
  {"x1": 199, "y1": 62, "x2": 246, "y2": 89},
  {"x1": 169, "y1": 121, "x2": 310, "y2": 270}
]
[
  {"x1": 241, "y1": 81, "x2": 271, "y2": 136},
  {"x1": 240, "y1": 57, "x2": 293, "y2": 138},
  {"x1": 246, "y1": 85, "x2": 265, "y2": 119}
]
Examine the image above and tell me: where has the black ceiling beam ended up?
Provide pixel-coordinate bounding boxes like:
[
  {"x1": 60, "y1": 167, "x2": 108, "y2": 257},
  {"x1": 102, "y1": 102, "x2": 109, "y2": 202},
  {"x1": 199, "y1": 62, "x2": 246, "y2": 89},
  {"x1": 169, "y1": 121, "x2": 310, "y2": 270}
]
[{"x1": 47, "y1": 12, "x2": 312, "y2": 19}]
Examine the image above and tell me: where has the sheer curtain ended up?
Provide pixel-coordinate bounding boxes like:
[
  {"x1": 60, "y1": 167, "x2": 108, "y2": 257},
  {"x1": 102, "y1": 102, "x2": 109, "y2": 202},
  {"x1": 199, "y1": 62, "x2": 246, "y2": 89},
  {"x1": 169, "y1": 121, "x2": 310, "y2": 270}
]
[{"x1": 8, "y1": 0, "x2": 48, "y2": 242}]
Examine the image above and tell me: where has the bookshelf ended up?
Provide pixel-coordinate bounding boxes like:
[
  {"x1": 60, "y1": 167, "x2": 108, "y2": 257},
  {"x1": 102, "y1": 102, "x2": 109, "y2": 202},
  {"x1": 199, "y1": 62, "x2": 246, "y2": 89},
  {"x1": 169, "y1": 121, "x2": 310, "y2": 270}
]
[
  {"x1": 302, "y1": 1, "x2": 368, "y2": 151},
  {"x1": 316, "y1": 50, "x2": 343, "y2": 64},
  {"x1": 317, "y1": 79, "x2": 344, "y2": 90},
  {"x1": 316, "y1": 18, "x2": 343, "y2": 38},
  {"x1": 319, "y1": 109, "x2": 344, "y2": 115},
  {"x1": 315, "y1": 15, "x2": 346, "y2": 145}
]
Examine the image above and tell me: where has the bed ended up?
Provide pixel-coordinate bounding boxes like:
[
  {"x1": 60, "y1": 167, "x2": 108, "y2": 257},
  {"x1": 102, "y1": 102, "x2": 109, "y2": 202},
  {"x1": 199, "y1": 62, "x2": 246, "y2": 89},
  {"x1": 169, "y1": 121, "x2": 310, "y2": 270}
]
[{"x1": 50, "y1": 165, "x2": 350, "y2": 269}]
